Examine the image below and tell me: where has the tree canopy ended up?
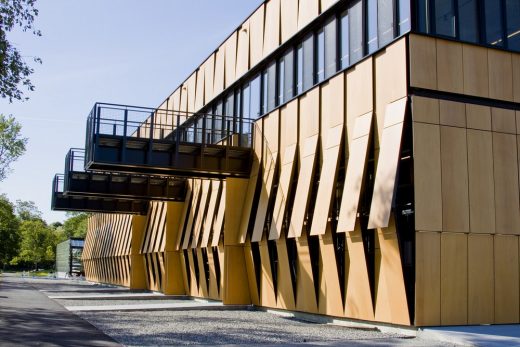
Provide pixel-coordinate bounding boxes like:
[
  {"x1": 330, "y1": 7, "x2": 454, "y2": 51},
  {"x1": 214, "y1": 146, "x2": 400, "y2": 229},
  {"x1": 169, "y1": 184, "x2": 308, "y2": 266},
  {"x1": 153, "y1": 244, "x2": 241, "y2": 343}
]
[
  {"x1": 0, "y1": 114, "x2": 27, "y2": 181},
  {"x1": 0, "y1": 194, "x2": 19, "y2": 268},
  {"x1": 61, "y1": 212, "x2": 89, "y2": 239},
  {"x1": 0, "y1": 0, "x2": 41, "y2": 102},
  {"x1": 0, "y1": 196, "x2": 89, "y2": 270}
]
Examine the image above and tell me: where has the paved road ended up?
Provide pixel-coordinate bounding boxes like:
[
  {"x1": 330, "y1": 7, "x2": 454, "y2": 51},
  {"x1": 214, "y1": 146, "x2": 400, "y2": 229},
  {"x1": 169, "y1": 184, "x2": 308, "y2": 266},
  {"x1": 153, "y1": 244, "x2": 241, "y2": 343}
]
[{"x1": 0, "y1": 273, "x2": 120, "y2": 347}]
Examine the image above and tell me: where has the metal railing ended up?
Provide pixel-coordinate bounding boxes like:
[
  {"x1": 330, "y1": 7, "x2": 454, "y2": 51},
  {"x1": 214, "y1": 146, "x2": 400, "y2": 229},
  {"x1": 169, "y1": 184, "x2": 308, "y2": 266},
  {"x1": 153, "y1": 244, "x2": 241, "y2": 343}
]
[
  {"x1": 53, "y1": 174, "x2": 65, "y2": 194},
  {"x1": 65, "y1": 148, "x2": 86, "y2": 174},
  {"x1": 85, "y1": 102, "x2": 255, "y2": 166}
]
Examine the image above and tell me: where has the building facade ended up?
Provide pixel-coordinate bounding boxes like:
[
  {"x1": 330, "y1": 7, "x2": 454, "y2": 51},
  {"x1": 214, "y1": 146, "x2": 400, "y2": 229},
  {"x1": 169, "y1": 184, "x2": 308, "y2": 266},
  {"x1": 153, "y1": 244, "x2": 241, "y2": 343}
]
[
  {"x1": 56, "y1": 0, "x2": 520, "y2": 327},
  {"x1": 55, "y1": 238, "x2": 85, "y2": 277}
]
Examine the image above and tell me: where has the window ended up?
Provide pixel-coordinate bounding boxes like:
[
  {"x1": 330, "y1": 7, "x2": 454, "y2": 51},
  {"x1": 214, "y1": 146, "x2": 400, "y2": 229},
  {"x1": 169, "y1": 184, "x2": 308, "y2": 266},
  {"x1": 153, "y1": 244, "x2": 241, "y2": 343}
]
[
  {"x1": 316, "y1": 28, "x2": 325, "y2": 83},
  {"x1": 213, "y1": 100, "x2": 223, "y2": 142},
  {"x1": 264, "y1": 61, "x2": 277, "y2": 113},
  {"x1": 278, "y1": 56, "x2": 285, "y2": 105},
  {"x1": 296, "y1": 43, "x2": 304, "y2": 94},
  {"x1": 458, "y1": 0, "x2": 479, "y2": 43},
  {"x1": 250, "y1": 74, "x2": 261, "y2": 119},
  {"x1": 435, "y1": 0, "x2": 456, "y2": 38},
  {"x1": 282, "y1": 49, "x2": 294, "y2": 103},
  {"x1": 303, "y1": 33, "x2": 314, "y2": 91},
  {"x1": 367, "y1": 0, "x2": 378, "y2": 53},
  {"x1": 324, "y1": 17, "x2": 337, "y2": 78},
  {"x1": 234, "y1": 89, "x2": 241, "y2": 134},
  {"x1": 340, "y1": 10, "x2": 349, "y2": 69},
  {"x1": 223, "y1": 94, "x2": 234, "y2": 140},
  {"x1": 378, "y1": 0, "x2": 395, "y2": 47},
  {"x1": 398, "y1": 0, "x2": 411, "y2": 34},
  {"x1": 349, "y1": 0, "x2": 363, "y2": 63},
  {"x1": 506, "y1": 0, "x2": 520, "y2": 51},
  {"x1": 484, "y1": 0, "x2": 504, "y2": 46},
  {"x1": 417, "y1": 0, "x2": 431, "y2": 33},
  {"x1": 242, "y1": 74, "x2": 261, "y2": 121}
]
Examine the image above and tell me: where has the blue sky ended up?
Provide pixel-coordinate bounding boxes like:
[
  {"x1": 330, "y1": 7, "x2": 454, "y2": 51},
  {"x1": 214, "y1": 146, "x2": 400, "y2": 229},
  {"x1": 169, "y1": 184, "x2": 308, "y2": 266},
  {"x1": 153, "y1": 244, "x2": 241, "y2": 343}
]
[{"x1": 0, "y1": 0, "x2": 263, "y2": 223}]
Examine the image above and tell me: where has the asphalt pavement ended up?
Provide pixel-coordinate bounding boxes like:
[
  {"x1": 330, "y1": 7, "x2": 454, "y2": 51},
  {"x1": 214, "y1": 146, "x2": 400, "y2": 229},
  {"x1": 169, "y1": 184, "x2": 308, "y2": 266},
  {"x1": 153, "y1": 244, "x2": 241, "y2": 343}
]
[{"x1": 0, "y1": 273, "x2": 120, "y2": 347}]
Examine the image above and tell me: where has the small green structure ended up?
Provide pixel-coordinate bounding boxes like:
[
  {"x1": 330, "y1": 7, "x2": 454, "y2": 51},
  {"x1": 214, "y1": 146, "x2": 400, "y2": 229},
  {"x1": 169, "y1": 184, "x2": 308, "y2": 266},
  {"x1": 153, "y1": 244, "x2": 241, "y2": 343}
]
[{"x1": 56, "y1": 238, "x2": 84, "y2": 278}]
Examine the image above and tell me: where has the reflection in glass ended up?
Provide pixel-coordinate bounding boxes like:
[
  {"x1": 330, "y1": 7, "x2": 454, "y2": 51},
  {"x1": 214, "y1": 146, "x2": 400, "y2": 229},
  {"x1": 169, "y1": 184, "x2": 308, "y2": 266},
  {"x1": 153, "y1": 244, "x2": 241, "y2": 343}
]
[
  {"x1": 316, "y1": 28, "x2": 325, "y2": 83},
  {"x1": 484, "y1": 0, "x2": 504, "y2": 46},
  {"x1": 283, "y1": 49, "x2": 294, "y2": 103},
  {"x1": 435, "y1": 0, "x2": 456, "y2": 37},
  {"x1": 458, "y1": 0, "x2": 479, "y2": 43},
  {"x1": 303, "y1": 33, "x2": 314, "y2": 91},
  {"x1": 506, "y1": 0, "x2": 520, "y2": 51},
  {"x1": 378, "y1": 0, "x2": 394, "y2": 47},
  {"x1": 266, "y1": 61, "x2": 277, "y2": 113},
  {"x1": 398, "y1": 0, "x2": 411, "y2": 34},
  {"x1": 296, "y1": 43, "x2": 303, "y2": 94},
  {"x1": 349, "y1": 0, "x2": 363, "y2": 63},
  {"x1": 324, "y1": 17, "x2": 337, "y2": 78},
  {"x1": 367, "y1": 0, "x2": 378, "y2": 53},
  {"x1": 340, "y1": 10, "x2": 349, "y2": 69},
  {"x1": 278, "y1": 57, "x2": 285, "y2": 105}
]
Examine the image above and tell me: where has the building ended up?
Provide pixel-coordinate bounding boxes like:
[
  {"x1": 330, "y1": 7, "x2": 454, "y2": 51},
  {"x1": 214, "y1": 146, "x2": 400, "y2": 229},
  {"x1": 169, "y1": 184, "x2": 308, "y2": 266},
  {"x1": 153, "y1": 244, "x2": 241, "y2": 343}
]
[
  {"x1": 55, "y1": 238, "x2": 85, "y2": 278},
  {"x1": 52, "y1": 0, "x2": 520, "y2": 327}
]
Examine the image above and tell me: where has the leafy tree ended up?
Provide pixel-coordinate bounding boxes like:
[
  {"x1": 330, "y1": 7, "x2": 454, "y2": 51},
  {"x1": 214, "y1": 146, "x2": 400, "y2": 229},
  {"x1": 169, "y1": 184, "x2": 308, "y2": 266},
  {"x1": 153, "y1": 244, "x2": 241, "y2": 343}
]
[
  {"x1": 0, "y1": 114, "x2": 27, "y2": 181},
  {"x1": 62, "y1": 212, "x2": 89, "y2": 239},
  {"x1": 15, "y1": 199, "x2": 41, "y2": 221},
  {"x1": 11, "y1": 218, "x2": 54, "y2": 269},
  {"x1": 0, "y1": 0, "x2": 42, "y2": 102},
  {"x1": 0, "y1": 194, "x2": 19, "y2": 268}
]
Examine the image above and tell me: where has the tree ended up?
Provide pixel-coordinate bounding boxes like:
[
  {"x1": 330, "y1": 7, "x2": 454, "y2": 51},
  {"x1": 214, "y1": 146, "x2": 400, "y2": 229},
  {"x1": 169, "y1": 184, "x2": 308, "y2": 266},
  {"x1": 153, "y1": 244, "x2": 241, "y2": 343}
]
[
  {"x1": 0, "y1": 0, "x2": 41, "y2": 102},
  {"x1": 0, "y1": 194, "x2": 20, "y2": 268},
  {"x1": 15, "y1": 199, "x2": 41, "y2": 221},
  {"x1": 62, "y1": 212, "x2": 89, "y2": 239},
  {"x1": 0, "y1": 114, "x2": 27, "y2": 180},
  {"x1": 11, "y1": 218, "x2": 54, "y2": 269}
]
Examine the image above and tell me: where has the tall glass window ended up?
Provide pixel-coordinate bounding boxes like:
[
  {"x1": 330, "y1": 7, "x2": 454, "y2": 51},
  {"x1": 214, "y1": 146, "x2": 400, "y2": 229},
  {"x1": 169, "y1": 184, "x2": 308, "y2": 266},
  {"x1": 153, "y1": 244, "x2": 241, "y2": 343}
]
[
  {"x1": 435, "y1": 0, "x2": 456, "y2": 37},
  {"x1": 296, "y1": 43, "x2": 304, "y2": 94},
  {"x1": 340, "y1": 10, "x2": 349, "y2": 69},
  {"x1": 266, "y1": 61, "x2": 277, "y2": 113},
  {"x1": 417, "y1": 0, "x2": 431, "y2": 33},
  {"x1": 213, "y1": 100, "x2": 224, "y2": 142},
  {"x1": 367, "y1": 0, "x2": 379, "y2": 53},
  {"x1": 262, "y1": 69, "x2": 268, "y2": 115},
  {"x1": 250, "y1": 74, "x2": 261, "y2": 119},
  {"x1": 506, "y1": 0, "x2": 520, "y2": 51},
  {"x1": 223, "y1": 94, "x2": 233, "y2": 140},
  {"x1": 316, "y1": 28, "x2": 325, "y2": 83},
  {"x1": 242, "y1": 74, "x2": 261, "y2": 121},
  {"x1": 398, "y1": 0, "x2": 411, "y2": 34},
  {"x1": 458, "y1": 0, "x2": 479, "y2": 43},
  {"x1": 378, "y1": 0, "x2": 395, "y2": 47},
  {"x1": 283, "y1": 49, "x2": 294, "y2": 103},
  {"x1": 303, "y1": 33, "x2": 314, "y2": 91},
  {"x1": 234, "y1": 89, "x2": 241, "y2": 134},
  {"x1": 349, "y1": 0, "x2": 363, "y2": 64},
  {"x1": 278, "y1": 56, "x2": 285, "y2": 105},
  {"x1": 484, "y1": 0, "x2": 504, "y2": 46},
  {"x1": 242, "y1": 84, "x2": 250, "y2": 119},
  {"x1": 324, "y1": 17, "x2": 337, "y2": 78}
]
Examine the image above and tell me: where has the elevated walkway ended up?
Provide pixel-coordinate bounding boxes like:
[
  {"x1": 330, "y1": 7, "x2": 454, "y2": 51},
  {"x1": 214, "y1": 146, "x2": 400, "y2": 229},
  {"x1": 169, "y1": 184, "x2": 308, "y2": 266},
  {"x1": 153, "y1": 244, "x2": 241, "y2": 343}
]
[
  {"x1": 84, "y1": 103, "x2": 253, "y2": 179},
  {"x1": 51, "y1": 174, "x2": 149, "y2": 215},
  {"x1": 63, "y1": 148, "x2": 186, "y2": 201}
]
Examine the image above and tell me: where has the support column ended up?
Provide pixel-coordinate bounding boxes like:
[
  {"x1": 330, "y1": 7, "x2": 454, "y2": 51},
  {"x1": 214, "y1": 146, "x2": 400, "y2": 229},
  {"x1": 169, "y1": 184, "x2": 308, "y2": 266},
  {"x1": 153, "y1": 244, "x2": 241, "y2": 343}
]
[
  {"x1": 164, "y1": 201, "x2": 186, "y2": 295},
  {"x1": 130, "y1": 215, "x2": 147, "y2": 290},
  {"x1": 223, "y1": 178, "x2": 251, "y2": 305}
]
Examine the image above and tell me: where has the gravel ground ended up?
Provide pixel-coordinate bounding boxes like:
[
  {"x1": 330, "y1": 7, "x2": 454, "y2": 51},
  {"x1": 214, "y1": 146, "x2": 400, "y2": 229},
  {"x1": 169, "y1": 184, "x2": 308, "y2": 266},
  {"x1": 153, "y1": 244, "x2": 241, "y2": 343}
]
[
  {"x1": 20, "y1": 276, "x2": 453, "y2": 346},
  {"x1": 56, "y1": 298, "x2": 200, "y2": 307},
  {"x1": 76, "y1": 310, "x2": 452, "y2": 346}
]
